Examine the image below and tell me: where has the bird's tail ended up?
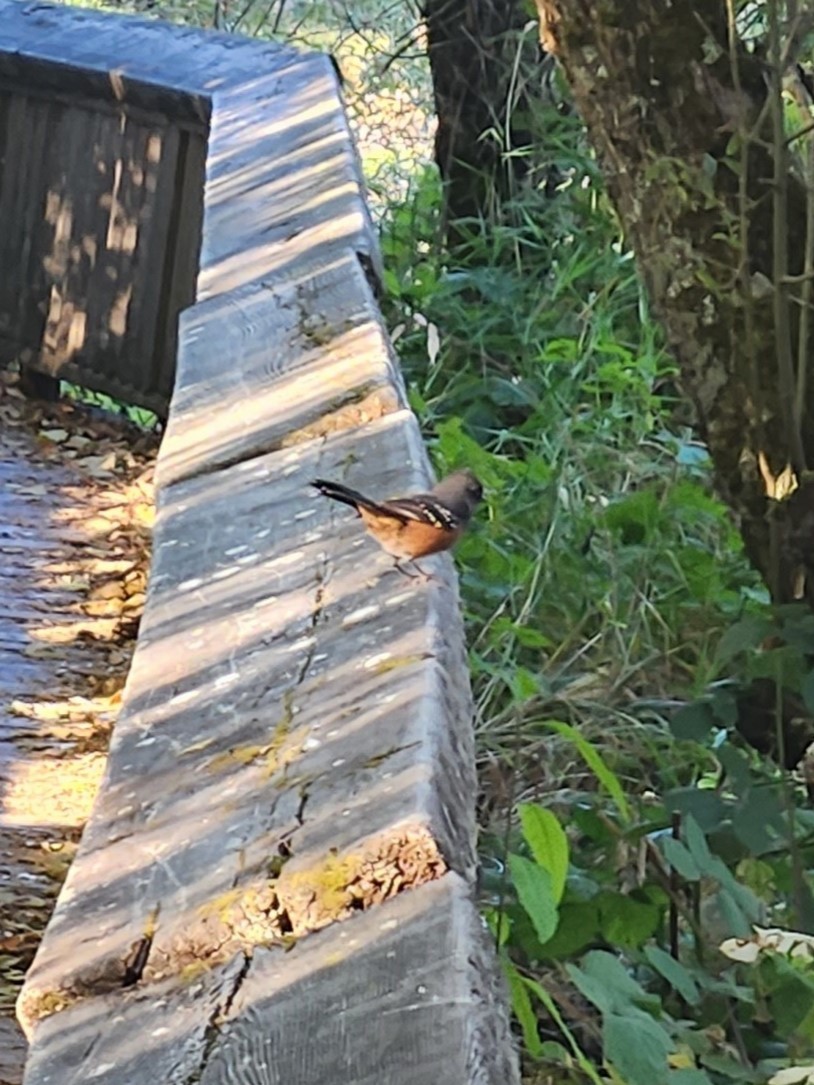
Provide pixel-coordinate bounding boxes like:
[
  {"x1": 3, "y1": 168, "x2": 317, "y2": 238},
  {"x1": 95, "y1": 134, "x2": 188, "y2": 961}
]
[{"x1": 311, "y1": 478, "x2": 383, "y2": 516}]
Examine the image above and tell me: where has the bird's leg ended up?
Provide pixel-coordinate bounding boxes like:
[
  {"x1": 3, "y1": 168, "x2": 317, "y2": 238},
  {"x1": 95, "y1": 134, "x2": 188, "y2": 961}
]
[{"x1": 393, "y1": 558, "x2": 434, "y2": 582}]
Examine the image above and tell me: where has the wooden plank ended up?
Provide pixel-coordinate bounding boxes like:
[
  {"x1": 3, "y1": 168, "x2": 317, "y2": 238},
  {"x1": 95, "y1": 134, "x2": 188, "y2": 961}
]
[
  {"x1": 72, "y1": 107, "x2": 123, "y2": 373},
  {"x1": 9, "y1": 5, "x2": 512, "y2": 1079},
  {"x1": 88, "y1": 114, "x2": 152, "y2": 381},
  {"x1": 148, "y1": 126, "x2": 205, "y2": 400},
  {"x1": 157, "y1": 250, "x2": 404, "y2": 488},
  {"x1": 0, "y1": 32, "x2": 213, "y2": 126},
  {"x1": 30, "y1": 106, "x2": 125, "y2": 392},
  {"x1": 14, "y1": 95, "x2": 64, "y2": 370},
  {"x1": 20, "y1": 105, "x2": 181, "y2": 410},
  {"x1": 22, "y1": 877, "x2": 519, "y2": 1085},
  {"x1": 0, "y1": 1, "x2": 301, "y2": 124},
  {"x1": 22, "y1": 954, "x2": 252, "y2": 1085},
  {"x1": 36, "y1": 105, "x2": 99, "y2": 377},
  {"x1": 15, "y1": 96, "x2": 58, "y2": 339},
  {"x1": 209, "y1": 877, "x2": 518, "y2": 1085},
  {"x1": 122, "y1": 118, "x2": 181, "y2": 402},
  {"x1": 88, "y1": 116, "x2": 156, "y2": 380},
  {"x1": 20, "y1": 410, "x2": 479, "y2": 1033},
  {"x1": 198, "y1": 56, "x2": 381, "y2": 300},
  {"x1": 0, "y1": 94, "x2": 29, "y2": 332},
  {"x1": 0, "y1": 65, "x2": 209, "y2": 136}
]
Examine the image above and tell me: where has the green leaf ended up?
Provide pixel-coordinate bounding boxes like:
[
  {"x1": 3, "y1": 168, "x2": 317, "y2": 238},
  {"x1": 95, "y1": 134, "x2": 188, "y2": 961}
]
[
  {"x1": 508, "y1": 853, "x2": 559, "y2": 943},
  {"x1": 482, "y1": 907, "x2": 511, "y2": 948},
  {"x1": 699, "y1": 1052, "x2": 759, "y2": 1079},
  {"x1": 546, "y1": 720, "x2": 632, "y2": 823},
  {"x1": 747, "y1": 644, "x2": 806, "y2": 687},
  {"x1": 659, "y1": 837, "x2": 701, "y2": 881},
  {"x1": 682, "y1": 816, "x2": 712, "y2": 867},
  {"x1": 802, "y1": 669, "x2": 814, "y2": 714},
  {"x1": 519, "y1": 804, "x2": 569, "y2": 904},
  {"x1": 768, "y1": 958, "x2": 814, "y2": 1039},
  {"x1": 735, "y1": 856, "x2": 775, "y2": 900},
  {"x1": 708, "y1": 859, "x2": 762, "y2": 922},
  {"x1": 509, "y1": 666, "x2": 540, "y2": 701},
  {"x1": 604, "y1": 1011, "x2": 673, "y2": 1085},
  {"x1": 604, "y1": 489, "x2": 661, "y2": 543},
  {"x1": 667, "y1": 1070, "x2": 715, "y2": 1085},
  {"x1": 714, "y1": 616, "x2": 772, "y2": 666},
  {"x1": 732, "y1": 787, "x2": 783, "y2": 854},
  {"x1": 709, "y1": 689, "x2": 738, "y2": 726},
  {"x1": 503, "y1": 959, "x2": 543, "y2": 1059},
  {"x1": 568, "y1": 950, "x2": 659, "y2": 1016},
  {"x1": 664, "y1": 788, "x2": 726, "y2": 833},
  {"x1": 644, "y1": 945, "x2": 701, "y2": 1005},
  {"x1": 679, "y1": 819, "x2": 761, "y2": 922},
  {"x1": 597, "y1": 892, "x2": 661, "y2": 949},
  {"x1": 538, "y1": 900, "x2": 599, "y2": 959},
  {"x1": 716, "y1": 744, "x2": 753, "y2": 790},
  {"x1": 572, "y1": 805, "x2": 615, "y2": 844},
  {"x1": 670, "y1": 702, "x2": 714, "y2": 742},
  {"x1": 521, "y1": 975, "x2": 606, "y2": 1085},
  {"x1": 512, "y1": 623, "x2": 553, "y2": 649},
  {"x1": 713, "y1": 888, "x2": 753, "y2": 938}
]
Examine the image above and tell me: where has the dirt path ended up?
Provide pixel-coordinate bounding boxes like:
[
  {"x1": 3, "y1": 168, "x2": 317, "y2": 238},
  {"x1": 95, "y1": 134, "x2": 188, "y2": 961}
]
[{"x1": 0, "y1": 373, "x2": 157, "y2": 1084}]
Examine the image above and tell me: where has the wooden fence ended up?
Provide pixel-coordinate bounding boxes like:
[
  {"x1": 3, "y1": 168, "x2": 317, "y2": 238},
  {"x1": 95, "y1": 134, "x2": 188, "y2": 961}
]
[{"x1": 3, "y1": 3, "x2": 519, "y2": 1083}]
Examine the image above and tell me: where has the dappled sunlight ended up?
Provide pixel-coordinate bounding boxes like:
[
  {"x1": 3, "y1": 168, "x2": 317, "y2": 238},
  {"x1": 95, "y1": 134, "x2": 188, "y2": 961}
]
[
  {"x1": 161, "y1": 328, "x2": 400, "y2": 485},
  {"x1": 22, "y1": 408, "x2": 472, "y2": 1036},
  {"x1": 198, "y1": 73, "x2": 374, "y2": 299},
  {"x1": 206, "y1": 85, "x2": 345, "y2": 167},
  {"x1": 2, "y1": 5, "x2": 495, "y2": 1079},
  {"x1": 22, "y1": 874, "x2": 486, "y2": 1084},
  {"x1": 0, "y1": 754, "x2": 107, "y2": 831},
  {"x1": 0, "y1": 367, "x2": 157, "y2": 1075},
  {"x1": 5, "y1": 72, "x2": 191, "y2": 413},
  {"x1": 197, "y1": 208, "x2": 369, "y2": 297}
]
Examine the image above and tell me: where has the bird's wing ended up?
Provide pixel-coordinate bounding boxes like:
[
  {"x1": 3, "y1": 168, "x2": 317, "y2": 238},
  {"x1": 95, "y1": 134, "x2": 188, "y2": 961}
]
[{"x1": 384, "y1": 496, "x2": 459, "y2": 531}]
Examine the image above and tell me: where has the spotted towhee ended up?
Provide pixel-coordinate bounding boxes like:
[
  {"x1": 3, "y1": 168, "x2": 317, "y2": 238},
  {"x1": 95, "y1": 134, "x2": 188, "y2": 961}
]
[{"x1": 311, "y1": 469, "x2": 483, "y2": 576}]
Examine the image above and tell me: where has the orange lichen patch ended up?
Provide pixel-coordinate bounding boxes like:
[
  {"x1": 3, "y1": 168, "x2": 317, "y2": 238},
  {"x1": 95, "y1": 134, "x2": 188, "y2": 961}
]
[{"x1": 278, "y1": 827, "x2": 448, "y2": 937}]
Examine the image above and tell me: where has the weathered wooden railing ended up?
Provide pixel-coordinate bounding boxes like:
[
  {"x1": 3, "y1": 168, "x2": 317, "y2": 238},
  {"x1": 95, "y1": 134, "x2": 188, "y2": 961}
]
[{"x1": 1, "y1": 3, "x2": 518, "y2": 1082}]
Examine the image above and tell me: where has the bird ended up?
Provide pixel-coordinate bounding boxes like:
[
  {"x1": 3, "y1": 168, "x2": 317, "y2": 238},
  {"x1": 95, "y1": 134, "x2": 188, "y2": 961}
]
[{"x1": 310, "y1": 469, "x2": 483, "y2": 577}]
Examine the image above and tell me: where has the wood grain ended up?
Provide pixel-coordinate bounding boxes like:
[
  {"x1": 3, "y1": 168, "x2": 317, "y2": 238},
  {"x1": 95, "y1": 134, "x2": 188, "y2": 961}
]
[
  {"x1": 21, "y1": 879, "x2": 517, "y2": 1085},
  {"x1": 157, "y1": 250, "x2": 405, "y2": 488},
  {"x1": 12, "y1": 3, "x2": 515, "y2": 1083}
]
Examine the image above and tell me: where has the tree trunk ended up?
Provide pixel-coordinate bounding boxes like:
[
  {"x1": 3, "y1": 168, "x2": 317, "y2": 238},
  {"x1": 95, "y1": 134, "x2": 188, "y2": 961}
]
[
  {"x1": 424, "y1": 0, "x2": 551, "y2": 245},
  {"x1": 537, "y1": 0, "x2": 814, "y2": 605}
]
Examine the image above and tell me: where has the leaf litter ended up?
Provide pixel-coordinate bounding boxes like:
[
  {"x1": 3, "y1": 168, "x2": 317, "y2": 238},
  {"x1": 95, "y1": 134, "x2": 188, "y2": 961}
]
[{"x1": 0, "y1": 369, "x2": 158, "y2": 1082}]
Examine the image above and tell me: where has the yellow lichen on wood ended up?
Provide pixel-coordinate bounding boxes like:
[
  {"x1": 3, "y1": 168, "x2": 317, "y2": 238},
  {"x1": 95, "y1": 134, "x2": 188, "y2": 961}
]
[
  {"x1": 202, "y1": 695, "x2": 308, "y2": 779},
  {"x1": 281, "y1": 851, "x2": 359, "y2": 920}
]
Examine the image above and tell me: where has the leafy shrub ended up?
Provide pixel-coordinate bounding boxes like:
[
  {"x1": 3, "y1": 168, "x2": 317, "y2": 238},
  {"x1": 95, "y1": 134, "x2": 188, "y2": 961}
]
[{"x1": 382, "y1": 102, "x2": 814, "y2": 1082}]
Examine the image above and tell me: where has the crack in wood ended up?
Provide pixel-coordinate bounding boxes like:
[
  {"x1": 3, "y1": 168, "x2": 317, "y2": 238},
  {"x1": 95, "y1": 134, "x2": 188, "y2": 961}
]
[
  {"x1": 121, "y1": 934, "x2": 153, "y2": 988},
  {"x1": 184, "y1": 951, "x2": 252, "y2": 1085},
  {"x1": 122, "y1": 903, "x2": 160, "y2": 987}
]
